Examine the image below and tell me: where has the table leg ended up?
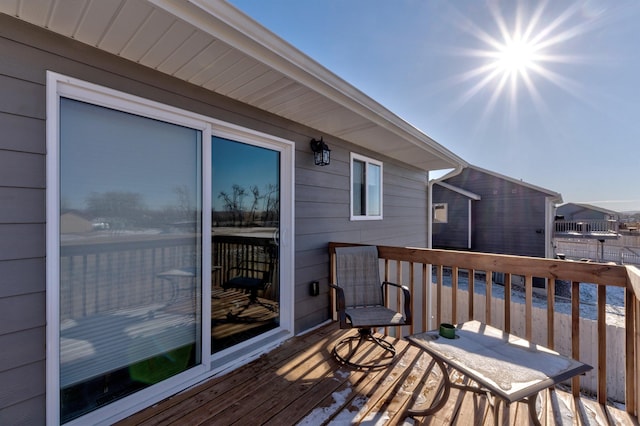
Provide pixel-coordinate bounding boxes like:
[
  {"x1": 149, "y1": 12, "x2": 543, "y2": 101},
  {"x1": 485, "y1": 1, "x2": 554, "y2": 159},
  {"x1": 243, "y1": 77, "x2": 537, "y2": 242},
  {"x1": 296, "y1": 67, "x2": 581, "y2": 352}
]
[
  {"x1": 407, "y1": 357, "x2": 451, "y2": 416},
  {"x1": 492, "y1": 397, "x2": 502, "y2": 426},
  {"x1": 527, "y1": 392, "x2": 542, "y2": 426}
]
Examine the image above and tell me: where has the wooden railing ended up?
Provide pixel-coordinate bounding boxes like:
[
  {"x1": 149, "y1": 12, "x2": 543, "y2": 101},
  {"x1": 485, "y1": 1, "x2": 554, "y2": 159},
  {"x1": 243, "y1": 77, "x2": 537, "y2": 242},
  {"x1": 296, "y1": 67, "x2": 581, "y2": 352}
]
[
  {"x1": 329, "y1": 242, "x2": 640, "y2": 416},
  {"x1": 60, "y1": 233, "x2": 278, "y2": 319},
  {"x1": 212, "y1": 234, "x2": 278, "y2": 289},
  {"x1": 60, "y1": 235, "x2": 197, "y2": 319}
]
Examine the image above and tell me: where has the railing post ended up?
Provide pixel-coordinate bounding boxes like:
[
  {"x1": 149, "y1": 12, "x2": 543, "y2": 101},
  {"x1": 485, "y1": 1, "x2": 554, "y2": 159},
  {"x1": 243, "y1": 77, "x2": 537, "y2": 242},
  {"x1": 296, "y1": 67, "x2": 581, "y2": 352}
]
[{"x1": 625, "y1": 265, "x2": 640, "y2": 415}]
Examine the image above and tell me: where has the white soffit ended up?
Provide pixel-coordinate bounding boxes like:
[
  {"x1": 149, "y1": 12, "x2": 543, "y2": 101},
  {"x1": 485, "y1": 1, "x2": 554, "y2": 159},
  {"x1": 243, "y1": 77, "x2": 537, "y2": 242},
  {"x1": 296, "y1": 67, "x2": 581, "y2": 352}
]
[{"x1": 1, "y1": 0, "x2": 465, "y2": 171}]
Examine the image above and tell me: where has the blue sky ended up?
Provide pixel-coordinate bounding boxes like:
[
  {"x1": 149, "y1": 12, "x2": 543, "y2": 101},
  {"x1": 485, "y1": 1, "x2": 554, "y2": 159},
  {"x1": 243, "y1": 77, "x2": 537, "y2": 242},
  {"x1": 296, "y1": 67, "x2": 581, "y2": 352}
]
[{"x1": 229, "y1": 0, "x2": 640, "y2": 212}]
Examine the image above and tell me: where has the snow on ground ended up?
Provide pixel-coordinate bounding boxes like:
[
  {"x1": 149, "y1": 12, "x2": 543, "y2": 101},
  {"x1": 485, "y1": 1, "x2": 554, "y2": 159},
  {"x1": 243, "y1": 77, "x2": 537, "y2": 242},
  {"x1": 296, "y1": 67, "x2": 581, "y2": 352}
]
[{"x1": 440, "y1": 272, "x2": 626, "y2": 328}]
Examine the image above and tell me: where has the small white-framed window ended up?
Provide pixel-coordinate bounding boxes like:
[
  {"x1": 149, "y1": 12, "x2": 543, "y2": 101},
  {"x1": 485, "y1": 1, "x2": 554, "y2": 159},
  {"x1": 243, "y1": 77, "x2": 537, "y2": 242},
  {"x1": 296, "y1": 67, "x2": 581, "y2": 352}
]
[
  {"x1": 433, "y1": 203, "x2": 448, "y2": 223},
  {"x1": 350, "y1": 153, "x2": 383, "y2": 220}
]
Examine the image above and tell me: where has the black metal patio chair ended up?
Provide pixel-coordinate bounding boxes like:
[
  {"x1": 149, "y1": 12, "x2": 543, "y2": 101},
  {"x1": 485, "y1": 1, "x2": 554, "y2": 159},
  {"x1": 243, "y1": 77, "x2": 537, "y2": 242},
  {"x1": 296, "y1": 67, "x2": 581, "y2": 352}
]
[{"x1": 329, "y1": 245, "x2": 411, "y2": 369}]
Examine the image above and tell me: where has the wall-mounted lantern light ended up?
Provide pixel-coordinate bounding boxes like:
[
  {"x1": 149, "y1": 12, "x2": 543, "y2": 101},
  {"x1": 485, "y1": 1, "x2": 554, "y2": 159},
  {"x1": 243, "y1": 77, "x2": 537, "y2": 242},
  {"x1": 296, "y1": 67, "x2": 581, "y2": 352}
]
[{"x1": 310, "y1": 137, "x2": 330, "y2": 166}]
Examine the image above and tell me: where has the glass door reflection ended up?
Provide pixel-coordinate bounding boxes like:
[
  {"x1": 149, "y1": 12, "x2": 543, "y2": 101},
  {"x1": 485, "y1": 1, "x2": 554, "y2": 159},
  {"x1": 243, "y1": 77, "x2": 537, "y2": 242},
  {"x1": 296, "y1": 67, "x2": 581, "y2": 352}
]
[{"x1": 211, "y1": 137, "x2": 280, "y2": 353}]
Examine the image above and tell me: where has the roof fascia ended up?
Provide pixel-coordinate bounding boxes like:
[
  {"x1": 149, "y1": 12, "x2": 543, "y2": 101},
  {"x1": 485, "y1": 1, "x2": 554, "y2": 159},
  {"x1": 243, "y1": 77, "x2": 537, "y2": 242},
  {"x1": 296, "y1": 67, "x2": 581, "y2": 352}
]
[
  {"x1": 435, "y1": 181, "x2": 481, "y2": 200},
  {"x1": 467, "y1": 164, "x2": 562, "y2": 200}
]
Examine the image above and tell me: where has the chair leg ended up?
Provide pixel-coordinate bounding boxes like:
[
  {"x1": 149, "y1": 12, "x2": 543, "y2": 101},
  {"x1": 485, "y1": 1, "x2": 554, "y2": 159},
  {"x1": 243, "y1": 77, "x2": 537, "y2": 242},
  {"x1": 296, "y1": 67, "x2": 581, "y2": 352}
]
[{"x1": 333, "y1": 328, "x2": 396, "y2": 369}]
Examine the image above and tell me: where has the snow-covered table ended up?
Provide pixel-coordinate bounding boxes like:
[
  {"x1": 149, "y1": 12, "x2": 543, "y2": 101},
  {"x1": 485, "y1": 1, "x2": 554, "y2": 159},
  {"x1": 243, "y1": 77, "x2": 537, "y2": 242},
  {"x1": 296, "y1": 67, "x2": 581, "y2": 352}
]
[{"x1": 406, "y1": 320, "x2": 592, "y2": 425}]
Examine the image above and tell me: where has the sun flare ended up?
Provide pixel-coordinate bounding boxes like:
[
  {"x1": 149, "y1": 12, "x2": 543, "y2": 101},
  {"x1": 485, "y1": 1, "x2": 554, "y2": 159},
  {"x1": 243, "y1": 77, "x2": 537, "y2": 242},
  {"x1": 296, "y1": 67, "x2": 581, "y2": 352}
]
[{"x1": 444, "y1": 1, "x2": 592, "y2": 117}]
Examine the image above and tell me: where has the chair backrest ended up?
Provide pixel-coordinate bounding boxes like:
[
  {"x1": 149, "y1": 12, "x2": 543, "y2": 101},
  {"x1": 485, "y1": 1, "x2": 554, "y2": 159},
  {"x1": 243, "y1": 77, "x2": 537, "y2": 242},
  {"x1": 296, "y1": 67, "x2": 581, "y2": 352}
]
[{"x1": 335, "y1": 245, "x2": 383, "y2": 308}]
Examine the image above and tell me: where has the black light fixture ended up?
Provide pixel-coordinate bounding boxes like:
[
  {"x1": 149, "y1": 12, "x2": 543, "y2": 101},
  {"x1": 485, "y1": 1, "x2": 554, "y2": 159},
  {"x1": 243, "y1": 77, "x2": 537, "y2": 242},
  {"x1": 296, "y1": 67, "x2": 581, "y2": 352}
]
[{"x1": 310, "y1": 137, "x2": 330, "y2": 166}]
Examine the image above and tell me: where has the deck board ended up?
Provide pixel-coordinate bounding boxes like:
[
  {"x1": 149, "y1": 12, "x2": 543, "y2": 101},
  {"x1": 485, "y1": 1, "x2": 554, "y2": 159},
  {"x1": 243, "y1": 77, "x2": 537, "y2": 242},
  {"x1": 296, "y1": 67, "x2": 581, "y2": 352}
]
[{"x1": 117, "y1": 322, "x2": 636, "y2": 426}]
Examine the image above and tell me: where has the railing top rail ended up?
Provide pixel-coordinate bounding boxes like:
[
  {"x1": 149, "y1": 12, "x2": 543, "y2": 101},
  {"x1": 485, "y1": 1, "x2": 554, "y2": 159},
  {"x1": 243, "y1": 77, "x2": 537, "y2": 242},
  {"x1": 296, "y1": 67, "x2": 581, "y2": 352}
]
[{"x1": 329, "y1": 242, "x2": 628, "y2": 287}]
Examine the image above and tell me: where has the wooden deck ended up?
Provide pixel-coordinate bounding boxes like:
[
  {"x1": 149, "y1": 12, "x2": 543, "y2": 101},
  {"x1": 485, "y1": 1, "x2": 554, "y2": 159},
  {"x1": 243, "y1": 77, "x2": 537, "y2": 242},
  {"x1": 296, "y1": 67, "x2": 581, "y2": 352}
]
[{"x1": 118, "y1": 323, "x2": 636, "y2": 426}]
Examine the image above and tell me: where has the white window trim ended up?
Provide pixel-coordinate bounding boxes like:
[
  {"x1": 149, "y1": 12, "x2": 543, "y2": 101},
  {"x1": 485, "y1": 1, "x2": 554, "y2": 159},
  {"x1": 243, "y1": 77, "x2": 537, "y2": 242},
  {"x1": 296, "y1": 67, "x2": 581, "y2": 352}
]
[
  {"x1": 350, "y1": 152, "x2": 383, "y2": 221},
  {"x1": 433, "y1": 203, "x2": 448, "y2": 224},
  {"x1": 46, "y1": 72, "x2": 295, "y2": 425}
]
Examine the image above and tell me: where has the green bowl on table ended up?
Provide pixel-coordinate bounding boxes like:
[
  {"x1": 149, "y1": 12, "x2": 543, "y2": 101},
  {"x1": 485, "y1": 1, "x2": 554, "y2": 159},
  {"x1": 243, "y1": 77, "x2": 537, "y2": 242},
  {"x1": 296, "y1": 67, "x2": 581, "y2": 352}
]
[{"x1": 439, "y1": 323, "x2": 456, "y2": 339}]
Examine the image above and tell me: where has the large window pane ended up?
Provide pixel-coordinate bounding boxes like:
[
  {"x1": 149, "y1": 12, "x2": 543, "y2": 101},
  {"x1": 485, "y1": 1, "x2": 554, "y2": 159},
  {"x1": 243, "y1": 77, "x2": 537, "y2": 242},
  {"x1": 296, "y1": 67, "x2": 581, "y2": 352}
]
[
  {"x1": 59, "y1": 98, "x2": 202, "y2": 422},
  {"x1": 211, "y1": 137, "x2": 280, "y2": 353}
]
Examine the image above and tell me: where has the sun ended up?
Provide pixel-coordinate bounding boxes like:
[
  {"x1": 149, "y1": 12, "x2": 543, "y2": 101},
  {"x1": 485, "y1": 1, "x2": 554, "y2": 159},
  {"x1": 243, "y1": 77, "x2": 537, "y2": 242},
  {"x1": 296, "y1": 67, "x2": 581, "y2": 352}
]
[
  {"x1": 443, "y1": 1, "x2": 590, "y2": 116},
  {"x1": 495, "y1": 37, "x2": 537, "y2": 77}
]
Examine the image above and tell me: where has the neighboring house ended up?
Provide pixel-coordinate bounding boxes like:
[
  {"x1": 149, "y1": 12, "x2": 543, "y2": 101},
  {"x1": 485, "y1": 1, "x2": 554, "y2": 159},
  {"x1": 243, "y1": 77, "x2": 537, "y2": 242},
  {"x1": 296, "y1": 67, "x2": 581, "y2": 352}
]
[
  {"x1": 554, "y1": 202, "x2": 620, "y2": 240},
  {"x1": 554, "y1": 203, "x2": 622, "y2": 263},
  {"x1": 432, "y1": 165, "x2": 562, "y2": 259},
  {"x1": 0, "y1": 2, "x2": 465, "y2": 425},
  {"x1": 556, "y1": 202, "x2": 619, "y2": 221}
]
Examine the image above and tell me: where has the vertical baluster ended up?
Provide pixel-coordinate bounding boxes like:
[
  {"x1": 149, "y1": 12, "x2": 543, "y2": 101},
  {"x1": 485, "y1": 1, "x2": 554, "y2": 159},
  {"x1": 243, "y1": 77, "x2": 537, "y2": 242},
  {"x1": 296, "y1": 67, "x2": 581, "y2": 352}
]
[
  {"x1": 597, "y1": 285, "x2": 607, "y2": 403},
  {"x1": 547, "y1": 278, "x2": 555, "y2": 350},
  {"x1": 82, "y1": 255, "x2": 88, "y2": 317},
  {"x1": 396, "y1": 260, "x2": 403, "y2": 336},
  {"x1": 408, "y1": 261, "x2": 415, "y2": 335},
  {"x1": 94, "y1": 253, "x2": 101, "y2": 313},
  {"x1": 384, "y1": 259, "x2": 391, "y2": 336},
  {"x1": 525, "y1": 275, "x2": 533, "y2": 341},
  {"x1": 571, "y1": 281, "x2": 581, "y2": 397},
  {"x1": 485, "y1": 270, "x2": 492, "y2": 325},
  {"x1": 152, "y1": 246, "x2": 158, "y2": 302},
  {"x1": 451, "y1": 266, "x2": 458, "y2": 325},
  {"x1": 468, "y1": 269, "x2": 475, "y2": 321},
  {"x1": 330, "y1": 249, "x2": 337, "y2": 322},
  {"x1": 422, "y1": 263, "x2": 428, "y2": 332},
  {"x1": 504, "y1": 272, "x2": 511, "y2": 334},
  {"x1": 436, "y1": 265, "x2": 443, "y2": 327},
  {"x1": 66, "y1": 256, "x2": 74, "y2": 318}
]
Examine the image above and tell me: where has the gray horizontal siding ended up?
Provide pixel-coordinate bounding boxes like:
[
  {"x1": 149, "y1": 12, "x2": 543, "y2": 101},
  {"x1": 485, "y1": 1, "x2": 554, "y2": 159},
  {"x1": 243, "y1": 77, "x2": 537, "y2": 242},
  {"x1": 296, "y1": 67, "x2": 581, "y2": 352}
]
[
  {"x1": 0, "y1": 74, "x2": 45, "y2": 119},
  {"x1": 0, "y1": 362, "x2": 45, "y2": 413},
  {"x1": 0, "y1": 150, "x2": 45, "y2": 188},
  {"x1": 432, "y1": 187, "x2": 470, "y2": 250},
  {"x1": 0, "y1": 188, "x2": 45, "y2": 223},
  {"x1": 0, "y1": 293, "x2": 46, "y2": 335},
  {"x1": 0, "y1": 113, "x2": 45, "y2": 154},
  {"x1": 0, "y1": 258, "x2": 45, "y2": 298},
  {"x1": 444, "y1": 168, "x2": 549, "y2": 257},
  {"x1": 0, "y1": 327, "x2": 45, "y2": 373},
  {"x1": 0, "y1": 224, "x2": 45, "y2": 260},
  {"x1": 0, "y1": 395, "x2": 45, "y2": 426},
  {"x1": 0, "y1": 13, "x2": 433, "y2": 421}
]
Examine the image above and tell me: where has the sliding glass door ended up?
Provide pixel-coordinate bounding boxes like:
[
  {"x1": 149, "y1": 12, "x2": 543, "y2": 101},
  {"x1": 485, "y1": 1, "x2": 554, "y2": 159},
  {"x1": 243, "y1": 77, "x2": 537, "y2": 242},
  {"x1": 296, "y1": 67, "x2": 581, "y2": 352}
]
[
  {"x1": 58, "y1": 98, "x2": 202, "y2": 422},
  {"x1": 49, "y1": 73, "x2": 294, "y2": 425},
  {"x1": 210, "y1": 137, "x2": 280, "y2": 353}
]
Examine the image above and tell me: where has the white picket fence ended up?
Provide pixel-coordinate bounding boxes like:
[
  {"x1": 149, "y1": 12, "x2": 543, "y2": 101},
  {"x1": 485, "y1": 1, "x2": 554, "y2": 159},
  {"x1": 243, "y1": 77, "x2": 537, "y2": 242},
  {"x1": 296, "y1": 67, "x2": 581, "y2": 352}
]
[{"x1": 556, "y1": 240, "x2": 640, "y2": 265}]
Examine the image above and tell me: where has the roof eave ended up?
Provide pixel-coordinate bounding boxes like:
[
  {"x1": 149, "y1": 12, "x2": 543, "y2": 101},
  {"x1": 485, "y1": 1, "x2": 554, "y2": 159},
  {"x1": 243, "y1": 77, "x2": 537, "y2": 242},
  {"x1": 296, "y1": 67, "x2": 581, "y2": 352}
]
[{"x1": 152, "y1": 0, "x2": 466, "y2": 171}]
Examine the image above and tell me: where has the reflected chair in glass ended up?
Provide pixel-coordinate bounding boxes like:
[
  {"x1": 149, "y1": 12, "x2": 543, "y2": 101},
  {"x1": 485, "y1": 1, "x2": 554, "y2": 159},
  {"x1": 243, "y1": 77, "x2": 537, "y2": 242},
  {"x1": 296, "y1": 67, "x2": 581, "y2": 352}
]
[
  {"x1": 329, "y1": 245, "x2": 411, "y2": 369},
  {"x1": 221, "y1": 255, "x2": 277, "y2": 320}
]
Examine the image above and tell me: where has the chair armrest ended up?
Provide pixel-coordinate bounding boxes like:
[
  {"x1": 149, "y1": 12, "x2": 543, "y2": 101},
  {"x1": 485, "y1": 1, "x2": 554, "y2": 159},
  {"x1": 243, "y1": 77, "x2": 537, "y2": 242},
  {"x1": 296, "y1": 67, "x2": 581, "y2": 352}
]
[
  {"x1": 328, "y1": 283, "x2": 347, "y2": 327},
  {"x1": 382, "y1": 281, "x2": 412, "y2": 326}
]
